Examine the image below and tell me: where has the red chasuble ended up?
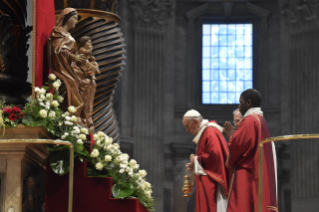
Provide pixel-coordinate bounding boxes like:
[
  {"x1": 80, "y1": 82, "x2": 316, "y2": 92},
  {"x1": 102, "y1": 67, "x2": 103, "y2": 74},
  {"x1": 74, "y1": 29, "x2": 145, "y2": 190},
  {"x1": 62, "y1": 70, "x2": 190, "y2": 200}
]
[
  {"x1": 226, "y1": 114, "x2": 277, "y2": 212},
  {"x1": 195, "y1": 121, "x2": 229, "y2": 212}
]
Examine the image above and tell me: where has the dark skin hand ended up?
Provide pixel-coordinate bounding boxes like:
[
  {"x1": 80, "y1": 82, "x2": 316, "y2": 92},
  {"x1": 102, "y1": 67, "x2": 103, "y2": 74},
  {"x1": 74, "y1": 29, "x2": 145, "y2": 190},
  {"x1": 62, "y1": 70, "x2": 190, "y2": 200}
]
[{"x1": 223, "y1": 121, "x2": 236, "y2": 139}]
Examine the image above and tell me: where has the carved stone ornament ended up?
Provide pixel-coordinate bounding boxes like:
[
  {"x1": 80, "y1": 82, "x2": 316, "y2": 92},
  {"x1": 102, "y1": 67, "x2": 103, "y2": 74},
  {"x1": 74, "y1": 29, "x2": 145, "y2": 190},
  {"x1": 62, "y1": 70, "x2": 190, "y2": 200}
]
[
  {"x1": 128, "y1": 0, "x2": 176, "y2": 30},
  {"x1": 280, "y1": 0, "x2": 319, "y2": 33}
]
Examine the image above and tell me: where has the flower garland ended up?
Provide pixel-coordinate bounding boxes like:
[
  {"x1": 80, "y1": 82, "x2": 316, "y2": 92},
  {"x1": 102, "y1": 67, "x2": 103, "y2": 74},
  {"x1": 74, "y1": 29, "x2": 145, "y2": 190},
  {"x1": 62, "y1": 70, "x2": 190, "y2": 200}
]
[{"x1": 0, "y1": 74, "x2": 154, "y2": 211}]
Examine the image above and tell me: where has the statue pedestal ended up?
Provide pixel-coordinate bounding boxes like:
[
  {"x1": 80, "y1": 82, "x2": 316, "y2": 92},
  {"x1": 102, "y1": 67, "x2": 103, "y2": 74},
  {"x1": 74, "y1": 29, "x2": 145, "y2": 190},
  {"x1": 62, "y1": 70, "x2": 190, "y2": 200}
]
[{"x1": 0, "y1": 125, "x2": 50, "y2": 212}]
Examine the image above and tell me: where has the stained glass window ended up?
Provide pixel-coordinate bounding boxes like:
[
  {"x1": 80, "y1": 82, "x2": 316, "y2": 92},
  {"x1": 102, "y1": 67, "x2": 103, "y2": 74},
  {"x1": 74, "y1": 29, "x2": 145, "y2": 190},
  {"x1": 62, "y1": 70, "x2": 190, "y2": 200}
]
[{"x1": 202, "y1": 23, "x2": 253, "y2": 104}]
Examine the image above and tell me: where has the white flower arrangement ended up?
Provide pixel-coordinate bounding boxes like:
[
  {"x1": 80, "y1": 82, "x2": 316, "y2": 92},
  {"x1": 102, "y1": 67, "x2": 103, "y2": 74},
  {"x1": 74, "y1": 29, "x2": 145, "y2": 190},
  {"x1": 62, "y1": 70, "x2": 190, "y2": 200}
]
[
  {"x1": 13, "y1": 73, "x2": 155, "y2": 211},
  {"x1": 88, "y1": 132, "x2": 154, "y2": 210}
]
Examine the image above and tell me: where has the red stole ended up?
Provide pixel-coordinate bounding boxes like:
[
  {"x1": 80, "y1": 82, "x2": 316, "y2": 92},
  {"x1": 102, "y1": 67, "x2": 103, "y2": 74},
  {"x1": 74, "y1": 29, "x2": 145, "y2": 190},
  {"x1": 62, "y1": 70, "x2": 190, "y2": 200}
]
[{"x1": 226, "y1": 114, "x2": 277, "y2": 212}]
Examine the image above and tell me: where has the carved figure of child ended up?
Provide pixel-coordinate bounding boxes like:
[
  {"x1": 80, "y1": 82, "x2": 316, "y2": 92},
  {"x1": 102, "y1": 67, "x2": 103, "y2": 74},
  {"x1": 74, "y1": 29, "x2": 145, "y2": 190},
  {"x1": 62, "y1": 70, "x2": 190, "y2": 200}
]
[{"x1": 78, "y1": 36, "x2": 100, "y2": 80}]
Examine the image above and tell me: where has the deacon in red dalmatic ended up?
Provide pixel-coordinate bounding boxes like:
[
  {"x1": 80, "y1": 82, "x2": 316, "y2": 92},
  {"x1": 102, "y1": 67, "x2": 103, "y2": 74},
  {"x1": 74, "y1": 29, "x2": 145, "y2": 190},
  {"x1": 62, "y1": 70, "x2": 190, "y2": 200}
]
[{"x1": 224, "y1": 89, "x2": 277, "y2": 212}]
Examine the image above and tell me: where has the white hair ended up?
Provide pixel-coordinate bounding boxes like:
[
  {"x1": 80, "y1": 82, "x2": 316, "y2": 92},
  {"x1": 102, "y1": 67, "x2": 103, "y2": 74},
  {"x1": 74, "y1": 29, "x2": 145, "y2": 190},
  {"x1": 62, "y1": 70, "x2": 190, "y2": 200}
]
[
  {"x1": 233, "y1": 108, "x2": 243, "y2": 118},
  {"x1": 183, "y1": 109, "x2": 203, "y2": 122}
]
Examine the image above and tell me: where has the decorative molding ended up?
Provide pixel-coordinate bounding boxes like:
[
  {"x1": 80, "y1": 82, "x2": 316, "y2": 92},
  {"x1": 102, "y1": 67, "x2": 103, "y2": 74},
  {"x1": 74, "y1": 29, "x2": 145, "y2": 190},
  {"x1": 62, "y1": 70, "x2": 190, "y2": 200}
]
[
  {"x1": 185, "y1": 3, "x2": 209, "y2": 32},
  {"x1": 128, "y1": 0, "x2": 176, "y2": 31},
  {"x1": 246, "y1": 2, "x2": 271, "y2": 35},
  {"x1": 222, "y1": 2, "x2": 233, "y2": 17},
  {"x1": 185, "y1": 3, "x2": 209, "y2": 20},
  {"x1": 280, "y1": 0, "x2": 319, "y2": 34}
]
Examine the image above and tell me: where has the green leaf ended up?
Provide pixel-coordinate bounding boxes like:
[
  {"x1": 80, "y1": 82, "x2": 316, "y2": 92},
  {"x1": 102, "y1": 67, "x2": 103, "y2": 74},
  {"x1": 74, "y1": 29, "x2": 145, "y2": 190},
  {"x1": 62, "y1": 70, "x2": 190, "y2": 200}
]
[
  {"x1": 22, "y1": 114, "x2": 46, "y2": 127},
  {"x1": 112, "y1": 183, "x2": 134, "y2": 199},
  {"x1": 49, "y1": 147, "x2": 70, "y2": 176},
  {"x1": 74, "y1": 144, "x2": 90, "y2": 158}
]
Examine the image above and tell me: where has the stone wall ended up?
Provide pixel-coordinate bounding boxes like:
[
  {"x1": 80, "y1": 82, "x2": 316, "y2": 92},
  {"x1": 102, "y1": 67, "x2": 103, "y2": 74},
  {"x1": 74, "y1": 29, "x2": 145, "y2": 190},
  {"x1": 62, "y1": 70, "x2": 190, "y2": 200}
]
[{"x1": 115, "y1": 0, "x2": 319, "y2": 211}]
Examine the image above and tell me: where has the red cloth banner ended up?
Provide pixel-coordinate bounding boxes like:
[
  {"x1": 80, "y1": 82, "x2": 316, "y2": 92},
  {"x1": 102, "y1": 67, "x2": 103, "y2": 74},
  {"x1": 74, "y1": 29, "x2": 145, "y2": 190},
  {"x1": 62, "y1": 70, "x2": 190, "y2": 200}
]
[{"x1": 34, "y1": 0, "x2": 55, "y2": 88}]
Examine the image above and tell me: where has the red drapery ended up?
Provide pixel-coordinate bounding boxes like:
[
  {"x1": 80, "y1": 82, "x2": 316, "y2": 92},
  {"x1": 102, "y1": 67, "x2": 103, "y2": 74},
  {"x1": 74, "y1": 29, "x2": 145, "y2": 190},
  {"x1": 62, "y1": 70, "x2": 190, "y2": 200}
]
[{"x1": 34, "y1": 0, "x2": 55, "y2": 88}]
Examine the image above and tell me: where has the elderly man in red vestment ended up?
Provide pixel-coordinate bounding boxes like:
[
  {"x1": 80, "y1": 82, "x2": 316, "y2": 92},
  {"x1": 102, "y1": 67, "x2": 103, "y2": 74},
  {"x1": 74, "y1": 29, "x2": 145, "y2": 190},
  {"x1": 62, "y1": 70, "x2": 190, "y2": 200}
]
[
  {"x1": 224, "y1": 89, "x2": 277, "y2": 212},
  {"x1": 183, "y1": 109, "x2": 229, "y2": 212}
]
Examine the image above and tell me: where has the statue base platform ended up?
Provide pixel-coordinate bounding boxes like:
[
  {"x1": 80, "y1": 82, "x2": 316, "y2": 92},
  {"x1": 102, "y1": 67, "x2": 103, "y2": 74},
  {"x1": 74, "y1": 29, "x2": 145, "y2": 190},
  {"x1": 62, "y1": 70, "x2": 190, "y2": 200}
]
[{"x1": 45, "y1": 159, "x2": 149, "y2": 212}]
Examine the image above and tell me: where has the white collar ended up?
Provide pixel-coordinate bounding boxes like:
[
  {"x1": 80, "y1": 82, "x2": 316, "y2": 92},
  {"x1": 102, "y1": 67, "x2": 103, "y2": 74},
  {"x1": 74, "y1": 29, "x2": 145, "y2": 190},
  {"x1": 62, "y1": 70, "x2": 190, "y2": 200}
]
[
  {"x1": 192, "y1": 120, "x2": 223, "y2": 144},
  {"x1": 244, "y1": 107, "x2": 263, "y2": 117}
]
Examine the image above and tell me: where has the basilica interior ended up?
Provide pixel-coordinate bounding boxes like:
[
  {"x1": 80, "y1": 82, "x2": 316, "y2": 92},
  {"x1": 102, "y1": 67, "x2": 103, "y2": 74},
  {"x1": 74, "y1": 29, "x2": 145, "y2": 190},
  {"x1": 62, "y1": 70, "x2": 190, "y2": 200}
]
[{"x1": 0, "y1": 0, "x2": 317, "y2": 212}]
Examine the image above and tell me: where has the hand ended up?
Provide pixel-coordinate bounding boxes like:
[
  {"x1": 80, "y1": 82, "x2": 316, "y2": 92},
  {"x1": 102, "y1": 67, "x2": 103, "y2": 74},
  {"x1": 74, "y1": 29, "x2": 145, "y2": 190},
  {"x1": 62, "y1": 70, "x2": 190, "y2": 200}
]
[
  {"x1": 186, "y1": 163, "x2": 194, "y2": 172},
  {"x1": 75, "y1": 54, "x2": 86, "y2": 63},
  {"x1": 223, "y1": 121, "x2": 236, "y2": 139}
]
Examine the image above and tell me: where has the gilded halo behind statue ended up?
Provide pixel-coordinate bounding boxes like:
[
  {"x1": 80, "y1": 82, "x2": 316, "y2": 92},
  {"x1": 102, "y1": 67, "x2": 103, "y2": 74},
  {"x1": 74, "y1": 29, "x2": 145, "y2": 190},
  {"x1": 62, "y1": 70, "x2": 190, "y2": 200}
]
[{"x1": 48, "y1": 7, "x2": 100, "y2": 133}]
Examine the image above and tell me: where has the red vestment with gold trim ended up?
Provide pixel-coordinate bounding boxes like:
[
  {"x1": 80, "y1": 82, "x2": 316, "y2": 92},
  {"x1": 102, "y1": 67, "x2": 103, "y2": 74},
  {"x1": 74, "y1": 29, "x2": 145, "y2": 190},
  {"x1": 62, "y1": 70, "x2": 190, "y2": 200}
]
[{"x1": 195, "y1": 121, "x2": 229, "y2": 212}]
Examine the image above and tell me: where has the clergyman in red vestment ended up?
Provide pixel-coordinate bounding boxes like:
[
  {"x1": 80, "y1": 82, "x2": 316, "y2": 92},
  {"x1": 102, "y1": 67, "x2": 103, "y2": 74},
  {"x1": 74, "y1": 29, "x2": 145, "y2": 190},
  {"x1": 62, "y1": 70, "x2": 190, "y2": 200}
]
[
  {"x1": 224, "y1": 89, "x2": 277, "y2": 212},
  {"x1": 183, "y1": 109, "x2": 229, "y2": 212}
]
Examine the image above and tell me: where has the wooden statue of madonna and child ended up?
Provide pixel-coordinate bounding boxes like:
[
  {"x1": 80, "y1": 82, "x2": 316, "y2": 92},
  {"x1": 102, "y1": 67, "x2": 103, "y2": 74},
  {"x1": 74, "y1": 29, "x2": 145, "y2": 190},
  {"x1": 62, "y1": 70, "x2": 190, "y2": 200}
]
[{"x1": 48, "y1": 8, "x2": 101, "y2": 133}]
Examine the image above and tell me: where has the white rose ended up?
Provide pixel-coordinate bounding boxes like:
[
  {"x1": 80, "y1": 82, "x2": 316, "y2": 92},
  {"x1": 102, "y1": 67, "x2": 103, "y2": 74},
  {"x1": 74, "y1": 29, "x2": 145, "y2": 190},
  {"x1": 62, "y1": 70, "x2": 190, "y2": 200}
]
[
  {"x1": 130, "y1": 159, "x2": 137, "y2": 166},
  {"x1": 145, "y1": 190, "x2": 151, "y2": 198},
  {"x1": 113, "y1": 143, "x2": 120, "y2": 148},
  {"x1": 90, "y1": 149, "x2": 100, "y2": 158},
  {"x1": 93, "y1": 134, "x2": 99, "y2": 141},
  {"x1": 98, "y1": 131, "x2": 105, "y2": 138},
  {"x1": 119, "y1": 169, "x2": 125, "y2": 173},
  {"x1": 64, "y1": 121, "x2": 73, "y2": 126},
  {"x1": 95, "y1": 162, "x2": 104, "y2": 170},
  {"x1": 105, "y1": 155, "x2": 112, "y2": 162},
  {"x1": 65, "y1": 116, "x2": 71, "y2": 121},
  {"x1": 52, "y1": 100, "x2": 59, "y2": 108},
  {"x1": 71, "y1": 127, "x2": 80, "y2": 135},
  {"x1": 80, "y1": 128, "x2": 89, "y2": 135},
  {"x1": 39, "y1": 109, "x2": 47, "y2": 118},
  {"x1": 77, "y1": 139, "x2": 83, "y2": 145},
  {"x1": 120, "y1": 163, "x2": 128, "y2": 169},
  {"x1": 39, "y1": 88, "x2": 46, "y2": 94},
  {"x1": 139, "y1": 170, "x2": 147, "y2": 178},
  {"x1": 122, "y1": 153, "x2": 129, "y2": 159},
  {"x1": 71, "y1": 115, "x2": 77, "y2": 123},
  {"x1": 105, "y1": 136, "x2": 113, "y2": 144},
  {"x1": 48, "y1": 73, "x2": 56, "y2": 80},
  {"x1": 68, "y1": 106, "x2": 76, "y2": 113},
  {"x1": 133, "y1": 164, "x2": 140, "y2": 170},
  {"x1": 46, "y1": 93, "x2": 53, "y2": 101},
  {"x1": 79, "y1": 134, "x2": 86, "y2": 140},
  {"x1": 40, "y1": 94, "x2": 46, "y2": 101},
  {"x1": 144, "y1": 182, "x2": 151, "y2": 189},
  {"x1": 48, "y1": 111, "x2": 56, "y2": 119},
  {"x1": 34, "y1": 87, "x2": 40, "y2": 93},
  {"x1": 57, "y1": 96, "x2": 64, "y2": 103},
  {"x1": 96, "y1": 140, "x2": 101, "y2": 146},
  {"x1": 53, "y1": 81, "x2": 61, "y2": 89}
]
